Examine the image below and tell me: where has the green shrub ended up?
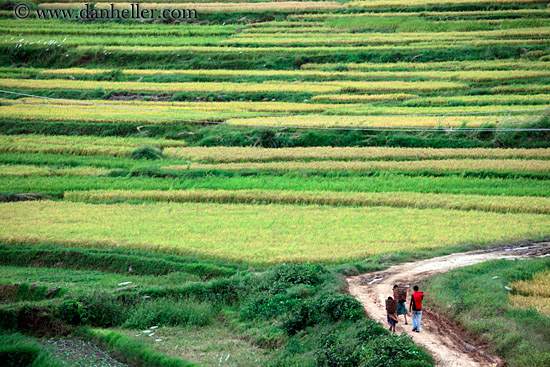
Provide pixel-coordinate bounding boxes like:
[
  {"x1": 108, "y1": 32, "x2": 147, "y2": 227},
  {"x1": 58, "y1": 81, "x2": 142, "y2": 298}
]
[
  {"x1": 316, "y1": 293, "x2": 363, "y2": 322},
  {"x1": 359, "y1": 334, "x2": 431, "y2": 367},
  {"x1": 81, "y1": 292, "x2": 128, "y2": 327},
  {"x1": 355, "y1": 319, "x2": 388, "y2": 342},
  {"x1": 315, "y1": 333, "x2": 359, "y2": 367},
  {"x1": 281, "y1": 299, "x2": 319, "y2": 335},
  {"x1": 57, "y1": 299, "x2": 89, "y2": 325},
  {"x1": 207, "y1": 277, "x2": 246, "y2": 304},
  {"x1": 272, "y1": 264, "x2": 326, "y2": 287},
  {"x1": 286, "y1": 284, "x2": 316, "y2": 299},
  {"x1": 129, "y1": 146, "x2": 163, "y2": 160},
  {"x1": 240, "y1": 294, "x2": 299, "y2": 321}
]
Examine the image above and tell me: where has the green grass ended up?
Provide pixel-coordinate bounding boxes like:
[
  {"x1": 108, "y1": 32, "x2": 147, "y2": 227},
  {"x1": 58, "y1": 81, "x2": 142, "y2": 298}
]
[
  {"x1": 112, "y1": 324, "x2": 271, "y2": 367},
  {"x1": 423, "y1": 258, "x2": 550, "y2": 367},
  {"x1": 64, "y1": 188, "x2": 550, "y2": 214},
  {"x1": 0, "y1": 265, "x2": 200, "y2": 295},
  {"x1": 0, "y1": 246, "x2": 433, "y2": 366},
  {"x1": 1, "y1": 173, "x2": 548, "y2": 197},
  {"x1": 2, "y1": 201, "x2": 549, "y2": 264},
  {"x1": 0, "y1": 332, "x2": 63, "y2": 367}
]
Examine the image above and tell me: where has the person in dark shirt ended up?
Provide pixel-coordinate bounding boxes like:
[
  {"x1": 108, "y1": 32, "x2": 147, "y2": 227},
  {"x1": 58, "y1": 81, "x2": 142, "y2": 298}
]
[
  {"x1": 385, "y1": 296, "x2": 398, "y2": 333},
  {"x1": 409, "y1": 285, "x2": 424, "y2": 332}
]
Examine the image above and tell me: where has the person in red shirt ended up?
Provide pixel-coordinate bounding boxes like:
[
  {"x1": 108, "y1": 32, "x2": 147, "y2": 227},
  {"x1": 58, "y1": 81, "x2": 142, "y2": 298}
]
[{"x1": 409, "y1": 285, "x2": 424, "y2": 332}]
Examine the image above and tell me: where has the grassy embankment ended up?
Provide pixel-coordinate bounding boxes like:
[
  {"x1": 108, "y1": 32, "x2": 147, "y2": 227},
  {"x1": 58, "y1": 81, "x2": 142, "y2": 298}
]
[{"x1": 423, "y1": 257, "x2": 550, "y2": 367}]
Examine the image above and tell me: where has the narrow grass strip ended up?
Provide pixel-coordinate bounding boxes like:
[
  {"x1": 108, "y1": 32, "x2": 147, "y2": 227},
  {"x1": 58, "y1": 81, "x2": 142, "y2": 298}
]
[
  {"x1": 301, "y1": 59, "x2": 550, "y2": 71},
  {"x1": 0, "y1": 164, "x2": 109, "y2": 177},
  {"x1": 0, "y1": 134, "x2": 186, "y2": 157},
  {"x1": 0, "y1": 78, "x2": 464, "y2": 94},
  {"x1": 64, "y1": 189, "x2": 550, "y2": 215},
  {"x1": 168, "y1": 159, "x2": 550, "y2": 175}
]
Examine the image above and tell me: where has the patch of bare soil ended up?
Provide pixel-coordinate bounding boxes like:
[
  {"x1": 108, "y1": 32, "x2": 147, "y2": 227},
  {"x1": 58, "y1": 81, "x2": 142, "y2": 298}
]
[{"x1": 347, "y1": 243, "x2": 550, "y2": 367}]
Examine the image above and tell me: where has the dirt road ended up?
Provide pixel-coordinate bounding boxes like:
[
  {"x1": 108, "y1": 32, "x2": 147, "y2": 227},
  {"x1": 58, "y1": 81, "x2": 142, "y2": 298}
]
[{"x1": 347, "y1": 243, "x2": 550, "y2": 367}]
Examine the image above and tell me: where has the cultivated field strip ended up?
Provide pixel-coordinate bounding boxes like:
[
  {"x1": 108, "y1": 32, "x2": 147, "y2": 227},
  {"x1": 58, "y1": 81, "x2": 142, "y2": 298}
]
[
  {"x1": 0, "y1": 134, "x2": 186, "y2": 157},
  {"x1": 64, "y1": 189, "x2": 550, "y2": 214},
  {"x1": 164, "y1": 146, "x2": 550, "y2": 163},
  {"x1": 0, "y1": 20, "x2": 236, "y2": 36},
  {"x1": 0, "y1": 78, "x2": 467, "y2": 93},
  {"x1": 289, "y1": 9, "x2": 550, "y2": 20},
  {"x1": 0, "y1": 102, "x2": 537, "y2": 127},
  {"x1": 168, "y1": 159, "x2": 550, "y2": 175},
  {"x1": 300, "y1": 59, "x2": 550, "y2": 71},
  {"x1": 2, "y1": 200, "x2": 549, "y2": 264},
  {"x1": 73, "y1": 40, "x2": 550, "y2": 54},
  {"x1": 511, "y1": 270, "x2": 550, "y2": 297},
  {"x1": 0, "y1": 164, "x2": 109, "y2": 177},
  {"x1": 37, "y1": 67, "x2": 550, "y2": 82},
  {"x1": 5, "y1": 137, "x2": 550, "y2": 161},
  {"x1": 509, "y1": 270, "x2": 550, "y2": 315},
  {"x1": 224, "y1": 115, "x2": 535, "y2": 128}
]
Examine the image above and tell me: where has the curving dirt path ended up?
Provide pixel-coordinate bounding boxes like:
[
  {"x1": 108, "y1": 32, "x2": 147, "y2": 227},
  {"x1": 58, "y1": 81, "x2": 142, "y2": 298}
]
[{"x1": 347, "y1": 243, "x2": 550, "y2": 367}]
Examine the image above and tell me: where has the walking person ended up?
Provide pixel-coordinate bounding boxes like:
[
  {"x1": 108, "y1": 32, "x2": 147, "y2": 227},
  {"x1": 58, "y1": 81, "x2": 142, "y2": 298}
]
[
  {"x1": 393, "y1": 284, "x2": 408, "y2": 325},
  {"x1": 409, "y1": 285, "x2": 424, "y2": 332},
  {"x1": 385, "y1": 296, "x2": 399, "y2": 333}
]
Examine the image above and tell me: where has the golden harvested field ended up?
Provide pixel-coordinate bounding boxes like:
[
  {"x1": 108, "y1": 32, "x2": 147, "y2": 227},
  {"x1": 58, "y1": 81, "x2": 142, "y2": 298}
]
[
  {"x1": 42, "y1": 67, "x2": 550, "y2": 81},
  {"x1": 0, "y1": 164, "x2": 108, "y2": 177},
  {"x1": 301, "y1": 59, "x2": 550, "y2": 71},
  {"x1": 224, "y1": 115, "x2": 533, "y2": 128},
  {"x1": 164, "y1": 146, "x2": 550, "y2": 162},
  {"x1": 0, "y1": 134, "x2": 186, "y2": 157},
  {"x1": 0, "y1": 78, "x2": 466, "y2": 94},
  {"x1": 5, "y1": 98, "x2": 538, "y2": 128},
  {"x1": 509, "y1": 270, "x2": 550, "y2": 315},
  {"x1": 168, "y1": 159, "x2": 550, "y2": 175},
  {"x1": 2, "y1": 201, "x2": 549, "y2": 264}
]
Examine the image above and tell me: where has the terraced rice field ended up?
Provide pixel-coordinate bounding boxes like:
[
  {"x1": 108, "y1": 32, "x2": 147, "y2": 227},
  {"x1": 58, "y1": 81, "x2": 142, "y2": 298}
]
[
  {"x1": 3, "y1": 200, "x2": 549, "y2": 264},
  {"x1": 1, "y1": 1, "x2": 550, "y2": 129},
  {"x1": 1, "y1": 140, "x2": 550, "y2": 263},
  {"x1": 1, "y1": 1, "x2": 550, "y2": 366},
  {"x1": 1, "y1": 0, "x2": 550, "y2": 260}
]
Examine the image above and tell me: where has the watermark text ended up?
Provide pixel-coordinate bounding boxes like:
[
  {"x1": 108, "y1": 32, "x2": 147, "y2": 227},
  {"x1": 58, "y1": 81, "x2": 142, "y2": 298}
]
[{"x1": 14, "y1": 3, "x2": 197, "y2": 20}]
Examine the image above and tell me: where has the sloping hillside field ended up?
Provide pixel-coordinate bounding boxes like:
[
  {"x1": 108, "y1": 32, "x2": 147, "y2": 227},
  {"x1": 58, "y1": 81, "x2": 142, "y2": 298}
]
[{"x1": 1, "y1": 0, "x2": 549, "y2": 366}]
